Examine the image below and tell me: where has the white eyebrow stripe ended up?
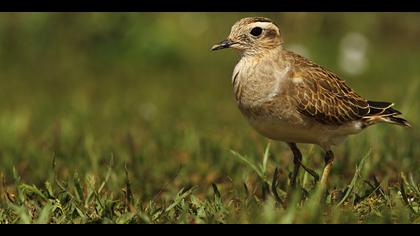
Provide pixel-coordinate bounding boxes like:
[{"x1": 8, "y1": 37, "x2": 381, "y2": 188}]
[{"x1": 249, "y1": 22, "x2": 274, "y2": 29}]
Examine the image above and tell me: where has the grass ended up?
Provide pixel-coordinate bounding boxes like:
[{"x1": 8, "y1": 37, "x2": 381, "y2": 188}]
[
  {"x1": 0, "y1": 12, "x2": 419, "y2": 224},
  {"x1": 1, "y1": 142, "x2": 419, "y2": 223}
]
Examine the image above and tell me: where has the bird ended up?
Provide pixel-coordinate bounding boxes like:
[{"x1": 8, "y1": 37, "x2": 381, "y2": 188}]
[{"x1": 211, "y1": 16, "x2": 411, "y2": 191}]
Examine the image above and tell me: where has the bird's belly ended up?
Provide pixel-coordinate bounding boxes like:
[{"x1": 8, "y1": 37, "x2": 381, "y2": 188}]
[
  {"x1": 237, "y1": 102, "x2": 321, "y2": 144},
  {"x1": 247, "y1": 116, "x2": 320, "y2": 144},
  {"x1": 244, "y1": 114, "x2": 363, "y2": 148}
]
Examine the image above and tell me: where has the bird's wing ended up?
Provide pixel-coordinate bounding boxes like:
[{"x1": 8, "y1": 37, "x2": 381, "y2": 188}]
[{"x1": 286, "y1": 52, "x2": 371, "y2": 126}]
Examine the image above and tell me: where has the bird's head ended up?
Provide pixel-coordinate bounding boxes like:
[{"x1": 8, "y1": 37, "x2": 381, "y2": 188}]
[{"x1": 211, "y1": 17, "x2": 283, "y2": 55}]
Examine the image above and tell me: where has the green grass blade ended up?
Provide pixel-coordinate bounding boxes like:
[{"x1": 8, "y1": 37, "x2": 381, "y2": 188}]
[
  {"x1": 230, "y1": 150, "x2": 264, "y2": 179},
  {"x1": 336, "y1": 149, "x2": 371, "y2": 207},
  {"x1": 165, "y1": 186, "x2": 197, "y2": 213},
  {"x1": 36, "y1": 201, "x2": 53, "y2": 224},
  {"x1": 262, "y1": 142, "x2": 270, "y2": 174}
]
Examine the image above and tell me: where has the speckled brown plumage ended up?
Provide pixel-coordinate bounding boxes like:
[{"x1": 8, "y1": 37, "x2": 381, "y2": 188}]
[{"x1": 284, "y1": 50, "x2": 409, "y2": 127}]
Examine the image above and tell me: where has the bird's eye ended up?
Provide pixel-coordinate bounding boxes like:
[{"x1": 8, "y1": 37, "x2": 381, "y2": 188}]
[{"x1": 250, "y1": 27, "x2": 263, "y2": 37}]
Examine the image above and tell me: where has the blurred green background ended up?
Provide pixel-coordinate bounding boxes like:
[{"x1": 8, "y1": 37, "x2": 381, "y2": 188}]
[{"x1": 0, "y1": 12, "x2": 418, "y2": 201}]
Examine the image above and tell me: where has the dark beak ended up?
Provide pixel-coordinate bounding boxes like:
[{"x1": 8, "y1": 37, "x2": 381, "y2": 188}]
[{"x1": 211, "y1": 39, "x2": 236, "y2": 51}]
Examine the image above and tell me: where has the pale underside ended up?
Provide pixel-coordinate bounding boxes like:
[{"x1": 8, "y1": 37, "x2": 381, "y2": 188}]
[{"x1": 245, "y1": 114, "x2": 362, "y2": 150}]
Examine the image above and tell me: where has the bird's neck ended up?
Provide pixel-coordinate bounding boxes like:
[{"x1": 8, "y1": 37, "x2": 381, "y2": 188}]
[{"x1": 241, "y1": 45, "x2": 284, "y2": 59}]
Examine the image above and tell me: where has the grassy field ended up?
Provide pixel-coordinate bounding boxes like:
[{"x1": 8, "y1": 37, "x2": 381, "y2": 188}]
[{"x1": 0, "y1": 12, "x2": 419, "y2": 224}]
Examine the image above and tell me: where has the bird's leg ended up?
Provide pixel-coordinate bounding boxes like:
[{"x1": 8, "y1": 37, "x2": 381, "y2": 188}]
[
  {"x1": 288, "y1": 143, "x2": 320, "y2": 185},
  {"x1": 320, "y1": 150, "x2": 334, "y2": 188},
  {"x1": 287, "y1": 143, "x2": 302, "y2": 189}
]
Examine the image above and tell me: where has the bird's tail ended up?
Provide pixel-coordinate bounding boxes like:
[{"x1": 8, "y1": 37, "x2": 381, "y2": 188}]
[{"x1": 362, "y1": 101, "x2": 411, "y2": 128}]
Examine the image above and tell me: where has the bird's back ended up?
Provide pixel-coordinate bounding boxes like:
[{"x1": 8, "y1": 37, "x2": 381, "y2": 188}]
[{"x1": 283, "y1": 50, "x2": 411, "y2": 128}]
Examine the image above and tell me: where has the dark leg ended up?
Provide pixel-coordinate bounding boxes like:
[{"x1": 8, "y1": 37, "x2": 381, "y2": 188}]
[
  {"x1": 288, "y1": 143, "x2": 320, "y2": 185},
  {"x1": 320, "y1": 150, "x2": 334, "y2": 188},
  {"x1": 288, "y1": 143, "x2": 302, "y2": 188}
]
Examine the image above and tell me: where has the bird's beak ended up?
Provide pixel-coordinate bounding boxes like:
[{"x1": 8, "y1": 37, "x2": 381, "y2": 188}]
[{"x1": 211, "y1": 39, "x2": 237, "y2": 51}]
